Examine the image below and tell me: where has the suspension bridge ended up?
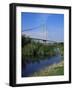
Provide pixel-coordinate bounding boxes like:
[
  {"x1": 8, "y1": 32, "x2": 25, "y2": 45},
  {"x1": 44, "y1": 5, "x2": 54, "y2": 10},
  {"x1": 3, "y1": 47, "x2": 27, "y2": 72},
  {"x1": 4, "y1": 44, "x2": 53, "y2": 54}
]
[
  {"x1": 22, "y1": 24, "x2": 59, "y2": 44},
  {"x1": 22, "y1": 24, "x2": 62, "y2": 56}
]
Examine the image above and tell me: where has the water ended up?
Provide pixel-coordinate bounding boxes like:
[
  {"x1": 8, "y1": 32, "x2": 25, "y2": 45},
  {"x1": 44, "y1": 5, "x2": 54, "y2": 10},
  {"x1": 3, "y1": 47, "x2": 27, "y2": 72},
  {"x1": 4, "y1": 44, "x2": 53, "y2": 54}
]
[{"x1": 22, "y1": 55, "x2": 62, "y2": 77}]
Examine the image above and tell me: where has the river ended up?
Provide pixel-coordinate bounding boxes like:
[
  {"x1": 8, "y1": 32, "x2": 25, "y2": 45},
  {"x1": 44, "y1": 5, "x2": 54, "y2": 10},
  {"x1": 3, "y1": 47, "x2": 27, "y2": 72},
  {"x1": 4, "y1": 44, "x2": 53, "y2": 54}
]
[{"x1": 22, "y1": 55, "x2": 62, "y2": 77}]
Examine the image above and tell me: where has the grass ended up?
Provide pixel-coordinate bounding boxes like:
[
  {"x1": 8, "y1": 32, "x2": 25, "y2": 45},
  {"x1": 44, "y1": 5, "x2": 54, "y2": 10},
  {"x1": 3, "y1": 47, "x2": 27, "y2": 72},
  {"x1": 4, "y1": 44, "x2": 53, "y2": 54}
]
[{"x1": 31, "y1": 60, "x2": 64, "y2": 76}]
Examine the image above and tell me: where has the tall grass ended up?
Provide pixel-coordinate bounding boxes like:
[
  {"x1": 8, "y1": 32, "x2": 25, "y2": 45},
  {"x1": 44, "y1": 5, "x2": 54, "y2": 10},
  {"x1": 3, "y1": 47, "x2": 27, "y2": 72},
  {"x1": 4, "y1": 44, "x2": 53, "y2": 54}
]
[{"x1": 22, "y1": 36, "x2": 64, "y2": 62}]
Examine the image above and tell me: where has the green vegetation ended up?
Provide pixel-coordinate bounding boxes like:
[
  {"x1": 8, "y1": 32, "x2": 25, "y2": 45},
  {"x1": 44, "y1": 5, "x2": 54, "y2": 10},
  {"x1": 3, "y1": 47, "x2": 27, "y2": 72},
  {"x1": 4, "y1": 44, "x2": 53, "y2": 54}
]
[
  {"x1": 22, "y1": 35, "x2": 64, "y2": 62},
  {"x1": 22, "y1": 35, "x2": 64, "y2": 76},
  {"x1": 57, "y1": 43, "x2": 64, "y2": 56},
  {"x1": 31, "y1": 60, "x2": 64, "y2": 76}
]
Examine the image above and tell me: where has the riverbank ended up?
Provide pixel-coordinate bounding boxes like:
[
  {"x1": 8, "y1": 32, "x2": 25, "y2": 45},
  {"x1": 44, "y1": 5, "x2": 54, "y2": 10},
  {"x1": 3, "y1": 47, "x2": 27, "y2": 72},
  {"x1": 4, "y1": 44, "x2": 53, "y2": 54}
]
[
  {"x1": 31, "y1": 60, "x2": 64, "y2": 76},
  {"x1": 22, "y1": 36, "x2": 64, "y2": 62}
]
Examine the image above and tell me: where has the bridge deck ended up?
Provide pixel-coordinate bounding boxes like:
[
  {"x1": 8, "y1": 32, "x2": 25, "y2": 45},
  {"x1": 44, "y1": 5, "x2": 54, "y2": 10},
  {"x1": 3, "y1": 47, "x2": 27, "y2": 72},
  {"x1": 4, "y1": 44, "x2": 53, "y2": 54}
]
[{"x1": 30, "y1": 37, "x2": 58, "y2": 43}]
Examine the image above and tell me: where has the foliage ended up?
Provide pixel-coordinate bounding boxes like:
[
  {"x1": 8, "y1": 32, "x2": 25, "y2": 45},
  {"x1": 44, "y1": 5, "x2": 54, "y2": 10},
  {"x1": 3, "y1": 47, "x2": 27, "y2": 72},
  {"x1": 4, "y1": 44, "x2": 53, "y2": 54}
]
[{"x1": 22, "y1": 35, "x2": 64, "y2": 62}]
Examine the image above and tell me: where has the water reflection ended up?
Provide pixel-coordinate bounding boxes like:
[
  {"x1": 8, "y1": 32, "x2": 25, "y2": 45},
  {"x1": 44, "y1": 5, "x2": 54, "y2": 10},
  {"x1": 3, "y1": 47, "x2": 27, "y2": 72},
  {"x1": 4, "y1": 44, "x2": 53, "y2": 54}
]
[{"x1": 22, "y1": 55, "x2": 62, "y2": 77}]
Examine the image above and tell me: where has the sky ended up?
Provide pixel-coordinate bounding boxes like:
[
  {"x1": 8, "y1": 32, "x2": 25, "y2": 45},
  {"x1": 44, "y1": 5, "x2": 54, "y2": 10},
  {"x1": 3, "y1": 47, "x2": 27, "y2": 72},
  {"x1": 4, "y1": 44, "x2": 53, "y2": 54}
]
[{"x1": 21, "y1": 12, "x2": 64, "y2": 42}]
